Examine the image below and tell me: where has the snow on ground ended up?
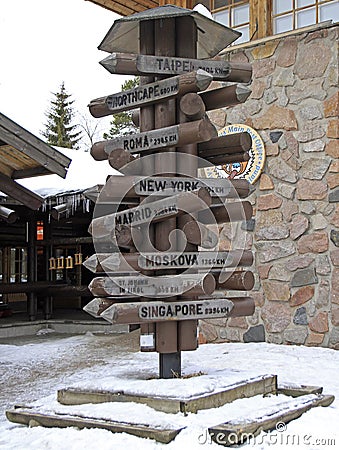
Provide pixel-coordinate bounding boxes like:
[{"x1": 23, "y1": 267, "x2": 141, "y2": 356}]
[{"x1": 0, "y1": 331, "x2": 338, "y2": 450}]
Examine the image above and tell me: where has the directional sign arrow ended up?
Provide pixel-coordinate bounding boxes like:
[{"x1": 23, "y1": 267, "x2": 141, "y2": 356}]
[
  {"x1": 89, "y1": 70, "x2": 213, "y2": 117},
  {"x1": 88, "y1": 273, "x2": 216, "y2": 298},
  {"x1": 100, "y1": 53, "x2": 252, "y2": 83},
  {"x1": 83, "y1": 250, "x2": 253, "y2": 274}
]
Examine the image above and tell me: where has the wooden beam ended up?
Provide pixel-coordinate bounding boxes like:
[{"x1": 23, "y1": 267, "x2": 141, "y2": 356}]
[
  {"x1": 0, "y1": 173, "x2": 43, "y2": 210},
  {"x1": 0, "y1": 112, "x2": 71, "y2": 178},
  {"x1": 250, "y1": 0, "x2": 273, "y2": 41}
]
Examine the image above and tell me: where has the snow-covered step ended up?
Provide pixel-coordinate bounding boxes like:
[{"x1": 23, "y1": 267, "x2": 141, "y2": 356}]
[
  {"x1": 6, "y1": 406, "x2": 184, "y2": 444},
  {"x1": 58, "y1": 373, "x2": 277, "y2": 414},
  {"x1": 208, "y1": 393, "x2": 334, "y2": 446}
]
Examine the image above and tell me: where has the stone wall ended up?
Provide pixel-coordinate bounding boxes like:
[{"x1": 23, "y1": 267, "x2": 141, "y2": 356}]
[{"x1": 199, "y1": 23, "x2": 339, "y2": 349}]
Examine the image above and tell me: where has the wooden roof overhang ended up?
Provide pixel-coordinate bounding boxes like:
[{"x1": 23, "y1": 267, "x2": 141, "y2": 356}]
[
  {"x1": 86, "y1": 0, "x2": 194, "y2": 16},
  {"x1": 0, "y1": 112, "x2": 71, "y2": 210}
]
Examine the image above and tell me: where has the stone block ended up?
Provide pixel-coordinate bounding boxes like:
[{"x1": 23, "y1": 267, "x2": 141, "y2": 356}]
[
  {"x1": 327, "y1": 120, "x2": 339, "y2": 138},
  {"x1": 251, "y1": 291, "x2": 265, "y2": 307},
  {"x1": 259, "y1": 174, "x2": 274, "y2": 190},
  {"x1": 250, "y1": 79, "x2": 266, "y2": 99},
  {"x1": 275, "y1": 183, "x2": 296, "y2": 199},
  {"x1": 311, "y1": 214, "x2": 328, "y2": 231},
  {"x1": 282, "y1": 199, "x2": 299, "y2": 222},
  {"x1": 306, "y1": 332, "x2": 324, "y2": 345},
  {"x1": 287, "y1": 79, "x2": 326, "y2": 104},
  {"x1": 255, "y1": 241, "x2": 296, "y2": 263},
  {"x1": 252, "y1": 58, "x2": 276, "y2": 78},
  {"x1": 251, "y1": 42, "x2": 278, "y2": 60},
  {"x1": 309, "y1": 311, "x2": 329, "y2": 333},
  {"x1": 257, "y1": 193, "x2": 282, "y2": 210},
  {"x1": 293, "y1": 307, "x2": 308, "y2": 326},
  {"x1": 284, "y1": 327, "x2": 308, "y2": 344},
  {"x1": 218, "y1": 327, "x2": 240, "y2": 342},
  {"x1": 258, "y1": 264, "x2": 271, "y2": 280},
  {"x1": 300, "y1": 201, "x2": 316, "y2": 215},
  {"x1": 303, "y1": 139, "x2": 325, "y2": 153},
  {"x1": 329, "y1": 189, "x2": 339, "y2": 204},
  {"x1": 269, "y1": 131, "x2": 283, "y2": 143},
  {"x1": 276, "y1": 37, "x2": 297, "y2": 67},
  {"x1": 274, "y1": 68, "x2": 295, "y2": 87},
  {"x1": 228, "y1": 317, "x2": 248, "y2": 329},
  {"x1": 330, "y1": 250, "x2": 339, "y2": 266},
  {"x1": 262, "y1": 280, "x2": 290, "y2": 301},
  {"x1": 296, "y1": 179, "x2": 327, "y2": 200},
  {"x1": 316, "y1": 280, "x2": 330, "y2": 308},
  {"x1": 297, "y1": 232, "x2": 329, "y2": 254},
  {"x1": 268, "y1": 158, "x2": 298, "y2": 183},
  {"x1": 291, "y1": 268, "x2": 318, "y2": 287},
  {"x1": 330, "y1": 230, "x2": 339, "y2": 247},
  {"x1": 290, "y1": 286, "x2": 315, "y2": 306},
  {"x1": 329, "y1": 160, "x2": 339, "y2": 173},
  {"x1": 324, "y1": 92, "x2": 339, "y2": 118},
  {"x1": 286, "y1": 255, "x2": 314, "y2": 271},
  {"x1": 257, "y1": 210, "x2": 283, "y2": 228},
  {"x1": 255, "y1": 225, "x2": 289, "y2": 241},
  {"x1": 315, "y1": 255, "x2": 331, "y2": 275},
  {"x1": 325, "y1": 140, "x2": 339, "y2": 158},
  {"x1": 243, "y1": 324, "x2": 266, "y2": 343},
  {"x1": 299, "y1": 105, "x2": 322, "y2": 121},
  {"x1": 281, "y1": 149, "x2": 301, "y2": 170},
  {"x1": 261, "y1": 302, "x2": 291, "y2": 333},
  {"x1": 199, "y1": 321, "x2": 218, "y2": 342},
  {"x1": 332, "y1": 307, "x2": 339, "y2": 327},
  {"x1": 263, "y1": 90, "x2": 278, "y2": 105},
  {"x1": 265, "y1": 143, "x2": 280, "y2": 156},
  {"x1": 329, "y1": 205, "x2": 339, "y2": 227},
  {"x1": 329, "y1": 327, "x2": 339, "y2": 347},
  {"x1": 327, "y1": 173, "x2": 339, "y2": 189},
  {"x1": 269, "y1": 263, "x2": 291, "y2": 282},
  {"x1": 208, "y1": 109, "x2": 226, "y2": 128},
  {"x1": 297, "y1": 123, "x2": 325, "y2": 143},
  {"x1": 300, "y1": 157, "x2": 331, "y2": 180},
  {"x1": 295, "y1": 42, "x2": 331, "y2": 79},
  {"x1": 332, "y1": 268, "x2": 339, "y2": 305},
  {"x1": 290, "y1": 214, "x2": 309, "y2": 240},
  {"x1": 253, "y1": 105, "x2": 297, "y2": 131}
]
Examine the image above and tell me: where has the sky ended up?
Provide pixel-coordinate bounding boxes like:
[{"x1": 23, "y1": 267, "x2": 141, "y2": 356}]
[{"x1": 0, "y1": 0, "x2": 129, "y2": 144}]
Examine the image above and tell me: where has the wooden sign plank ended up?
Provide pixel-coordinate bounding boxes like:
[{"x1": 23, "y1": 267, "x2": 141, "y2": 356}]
[
  {"x1": 100, "y1": 53, "x2": 252, "y2": 83},
  {"x1": 90, "y1": 117, "x2": 217, "y2": 160},
  {"x1": 89, "y1": 70, "x2": 213, "y2": 117},
  {"x1": 99, "y1": 298, "x2": 234, "y2": 324},
  {"x1": 88, "y1": 273, "x2": 216, "y2": 298},
  {"x1": 83, "y1": 250, "x2": 254, "y2": 274},
  {"x1": 89, "y1": 188, "x2": 211, "y2": 238},
  {"x1": 99, "y1": 176, "x2": 251, "y2": 200}
]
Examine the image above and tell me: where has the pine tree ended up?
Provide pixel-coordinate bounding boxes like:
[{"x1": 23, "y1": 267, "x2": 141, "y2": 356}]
[
  {"x1": 42, "y1": 82, "x2": 82, "y2": 149},
  {"x1": 103, "y1": 78, "x2": 139, "y2": 139}
]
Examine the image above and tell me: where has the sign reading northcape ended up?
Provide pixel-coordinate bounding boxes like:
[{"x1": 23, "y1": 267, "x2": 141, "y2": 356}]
[{"x1": 89, "y1": 70, "x2": 213, "y2": 117}]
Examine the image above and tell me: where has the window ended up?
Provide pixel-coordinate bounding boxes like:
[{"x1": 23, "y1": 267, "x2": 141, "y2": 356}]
[
  {"x1": 273, "y1": 0, "x2": 339, "y2": 34},
  {"x1": 10, "y1": 248, "x2": 27, "y2": 283},
  {"x1": 212, "y1": 1, "x2": 250, "y2": 43}
]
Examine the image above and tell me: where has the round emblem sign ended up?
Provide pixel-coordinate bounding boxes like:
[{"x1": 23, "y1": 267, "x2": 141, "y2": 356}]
[{"x1": 201, "y1": 124, "x2": 265, "y2": 184}]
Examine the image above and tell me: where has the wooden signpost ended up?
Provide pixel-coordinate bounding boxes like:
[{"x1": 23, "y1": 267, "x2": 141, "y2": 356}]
[{"x1": 85, "y1": 6, "x2": 255, "y2": 379}]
